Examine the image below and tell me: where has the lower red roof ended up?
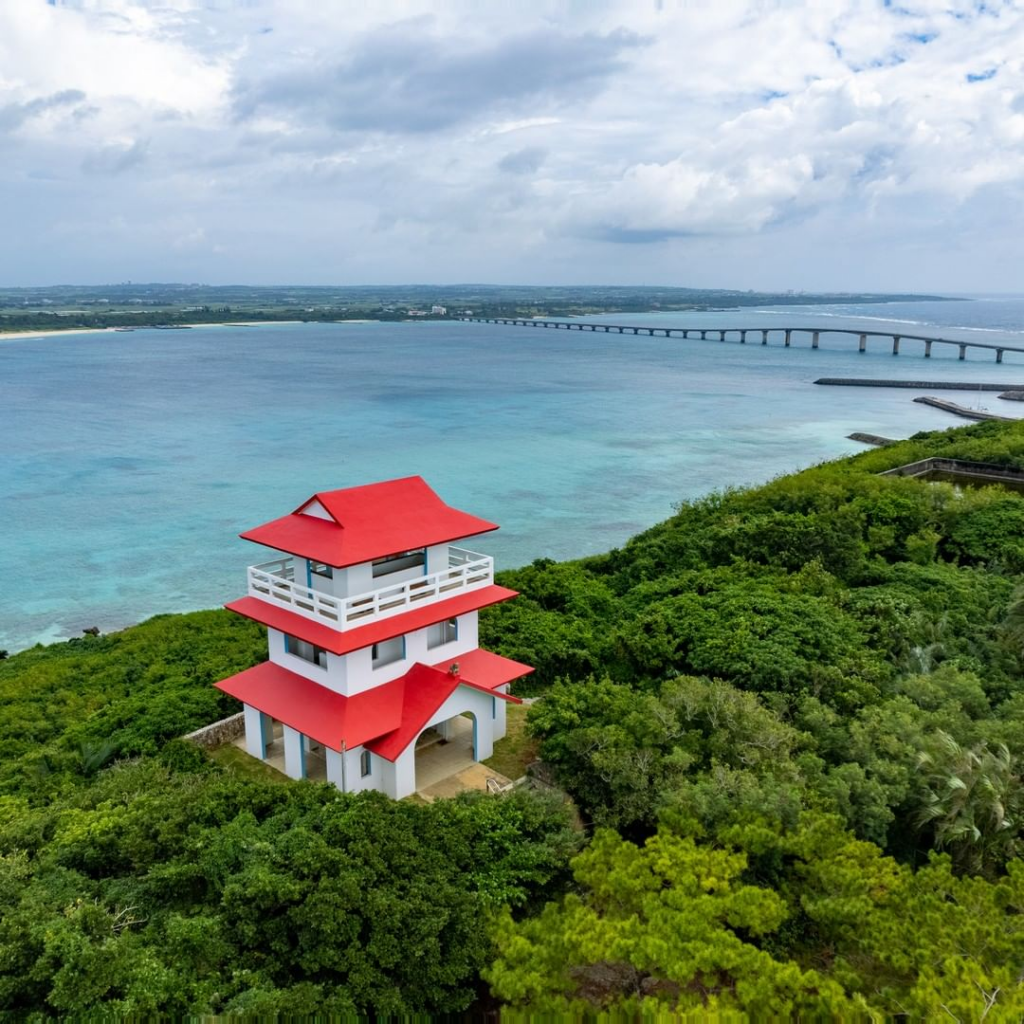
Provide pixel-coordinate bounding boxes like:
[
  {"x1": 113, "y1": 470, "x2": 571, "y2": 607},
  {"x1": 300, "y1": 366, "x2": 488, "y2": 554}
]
[
  {"x1": 226, "y1": 584, "x2": 518, "y2": 655},
  {"x1": 365, "y1": 663, "x2": 521, "y2": 762},
  {"x1": 215, "y1": 648, "x2": 526, "y2": 760},
  {"x1": 214, "y1": 660, "x2": 405, "y2": 751},
  {"x1": 429, "y1": 647, "x2": 533, "y2": 690}
]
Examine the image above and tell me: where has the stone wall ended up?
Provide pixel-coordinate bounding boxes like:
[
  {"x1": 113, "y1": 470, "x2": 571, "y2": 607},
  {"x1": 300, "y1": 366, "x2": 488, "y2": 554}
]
[{"x1": 183, "y1": 711, "x2": 245, "y2": 749}]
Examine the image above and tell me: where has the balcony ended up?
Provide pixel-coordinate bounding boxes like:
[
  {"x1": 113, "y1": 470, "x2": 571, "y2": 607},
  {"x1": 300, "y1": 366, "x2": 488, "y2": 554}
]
[{"x1": 246, "y1": 546, "x2": 494, "y2": 630}]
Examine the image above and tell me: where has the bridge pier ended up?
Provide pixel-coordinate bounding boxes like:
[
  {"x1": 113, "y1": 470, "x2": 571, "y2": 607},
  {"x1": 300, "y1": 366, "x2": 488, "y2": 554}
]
[
  {"x1": 859, "y1": 333, "x2": 867, "y2": 353},
  {"x1": 784, "y1": 329, "x2": 791, "y2": 348},
  {"x1": 959, "y1": 344, "x2": 967, "y2": 361},
  {"x1": 997, "y1": 349, "x2": 1004, "y2": 364},
  {"x1": 739, "y1": 330, "x2": 747, "y2": 344},
  {"x1": 812, "y1": 331, "x2": 820, "y2": 350},
  {"x1": 761, "y1": 330, "x2": 768, "y2": 345},
  {"x1": 718, "y1": 330, "x2": 725, "y2": 342},
  {"x1": 925, "y1": 341, "x2": 932, "y2": 357},
  {"x1": 700, "y1": 331, "x2": 706, "y2": 340},
  {"x1": 892, "y1": 336, "x2": 900, "y2": 356}
]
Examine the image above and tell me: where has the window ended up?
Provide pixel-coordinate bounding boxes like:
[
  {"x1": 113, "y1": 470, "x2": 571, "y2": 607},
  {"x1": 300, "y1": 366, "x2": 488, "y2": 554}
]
[
  {"x1": 371, "y1": 636, "x2": 405, "y2": 669},
  {"x1": 308, "y1": 560, "x2": 333, "y2": 579},
  {"x1": 427, "y1": 617, "x2": 458, "y2": 649},
  {"x1": 284, "y1": 634, "x2": 328, "y2": 669},
  {"x1": 360, "y1": 749, "x2": 372, "y2": 777},
  {"x1": 372, "y1": 549, "x2": 426, "y2": 578}
]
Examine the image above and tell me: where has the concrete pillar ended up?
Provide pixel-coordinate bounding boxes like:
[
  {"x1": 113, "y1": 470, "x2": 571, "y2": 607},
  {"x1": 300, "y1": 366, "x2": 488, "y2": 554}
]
[
  {"x1": 812, "y1": 331, "x2": 820, "y2": 350},
  {"x1": 700, "y1": 331, "x2": 706, "y2": 339},
  {"x1": 997, "y1": 349, "x2": 1004, "y2": 364},
  {"x1": 471, "y1": 713, "x2": 493, "y2": 761},
  {"x1": 925, "y1": 340, "x2": 932, "y2": 357},
  {"x1": 959, "y1": 344, "x2": 967, "y2": 361},
  {"x1": 761, "y1": 330, "x2": 768, "y2": 345},
  {"x1": 325, "y1": 747, "x2": 344, "y2": 790},
  {"x1": 859, "y1": 333, "x2": 867, "y2": 353},
  {"x1": 784, "y1": 329, "x2": 791, "y2": 348},
  {"x1": 739, "y1": 330, "x2": 747, "y2": 344},
  {"x1": 492, "y1": 692, "x2": 508, "y2": 742},
  {"x1": 282, "y1": 725, "x2": 306, "y2": 780},
  {"x1": 244, "y1": 704, "x2": 267, "y2": 760}
]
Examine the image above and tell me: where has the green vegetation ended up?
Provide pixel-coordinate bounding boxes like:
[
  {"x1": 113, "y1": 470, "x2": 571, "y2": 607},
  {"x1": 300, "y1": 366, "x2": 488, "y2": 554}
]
[
  {"x1": 0, "y1": 282, "x2": 946, "y2": 333},
  {"x1": 4, "y1": 417, "x2": 1024, "y2": 1015},
  {"x1": 482, "y1": 704, "x2": 539, "y2": 780}
]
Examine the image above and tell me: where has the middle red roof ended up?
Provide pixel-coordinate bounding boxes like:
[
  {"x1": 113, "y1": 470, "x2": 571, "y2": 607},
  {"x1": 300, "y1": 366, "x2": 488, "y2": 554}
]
[{"x1": 239, "y1": 475, "x2": 498, "y2": 567}]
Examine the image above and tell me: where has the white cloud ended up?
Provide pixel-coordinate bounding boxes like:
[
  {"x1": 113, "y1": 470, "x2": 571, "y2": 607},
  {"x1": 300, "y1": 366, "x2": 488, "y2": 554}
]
[{"x1": 0, "y1": 0, "x2": 1021, "y2": 290}]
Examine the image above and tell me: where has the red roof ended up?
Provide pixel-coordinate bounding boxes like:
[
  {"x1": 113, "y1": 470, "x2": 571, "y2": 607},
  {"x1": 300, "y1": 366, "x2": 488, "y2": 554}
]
[
  {"x1": 214, "y1": 660, "x2": 405, "y2": 751},
  {"x1": 226, "y1": 584, "x2": 518, "y2": 655},
  {"x1": 215, "y1": 653, "x2": 523, "y2": 759},
  {"x1": 429, "y1": 647, "x2": 534, "y2": 690},
  {"x1": 366, "y1": 663, "x2": 521, "y2": 762},
  {"x1": 239, "y1": 476, "x2": 498, "y2": 567}
]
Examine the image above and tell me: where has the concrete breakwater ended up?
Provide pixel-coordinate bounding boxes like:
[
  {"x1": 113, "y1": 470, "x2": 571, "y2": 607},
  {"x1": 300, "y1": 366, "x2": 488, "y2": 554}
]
[
  {"x1": 912, "y1": 397, "x2": 1013, "y2": 422},
  {"x1": 816, "y1": 378, "x2": 1023, "y2": 391},
  {"x1": 848, "y1": 432, "x2": 896, "y2": 446}
]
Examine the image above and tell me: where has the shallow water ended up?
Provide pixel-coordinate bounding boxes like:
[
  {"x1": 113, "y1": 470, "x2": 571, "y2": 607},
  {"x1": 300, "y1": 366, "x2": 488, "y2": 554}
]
[{"x1": 3, "y1": 296, "x2": 1024, "y2": 652}]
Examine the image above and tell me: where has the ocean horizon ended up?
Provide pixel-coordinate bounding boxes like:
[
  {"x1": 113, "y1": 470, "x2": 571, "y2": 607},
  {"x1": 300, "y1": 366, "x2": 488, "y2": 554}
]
[{"x1": 4, "y1": 294, "x2": 1024, "y2": 654}]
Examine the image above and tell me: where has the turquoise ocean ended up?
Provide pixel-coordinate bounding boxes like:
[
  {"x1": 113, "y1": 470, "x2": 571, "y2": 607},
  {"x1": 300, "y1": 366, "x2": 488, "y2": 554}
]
[{"x1": 3, "y1": 295, "x2": 1024, "y2": 654}]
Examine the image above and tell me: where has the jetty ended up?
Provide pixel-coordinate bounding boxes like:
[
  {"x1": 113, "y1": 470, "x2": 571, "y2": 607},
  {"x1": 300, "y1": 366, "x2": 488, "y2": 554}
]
[
  {"x1": 458, "y1": 317, "x2": 1024, "y2": 363},
  {"x1": 912, "y1": 397, "x2": 1012, "y2": 422},
  {"x1": 816, "y1": 378, "x2": 1022, "y2": 391},
  {"x1": 847, "y1": 432, "x2": 896, "y2": 447}
]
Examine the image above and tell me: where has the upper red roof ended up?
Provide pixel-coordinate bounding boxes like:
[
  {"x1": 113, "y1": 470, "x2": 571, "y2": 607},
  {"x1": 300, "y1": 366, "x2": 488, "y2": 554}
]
[
  {"x1": 226, "y1": 584, "x2": 518, "y2": 655},
  {"x1": 215, "y1": 652, "x2": 523, "y2": 758},
  {"x1": 239, "y1": 476, "x2": 498, "y2": 567}
]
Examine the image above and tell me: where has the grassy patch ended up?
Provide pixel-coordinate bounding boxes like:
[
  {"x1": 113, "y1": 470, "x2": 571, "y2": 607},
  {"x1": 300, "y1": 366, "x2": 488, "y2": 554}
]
[
  {"x1": 209, "y1": 742, "x2": 290, "y2": 784},
  {"x1": 483, "y1": 705, "x2": 539, "y2": 781}
]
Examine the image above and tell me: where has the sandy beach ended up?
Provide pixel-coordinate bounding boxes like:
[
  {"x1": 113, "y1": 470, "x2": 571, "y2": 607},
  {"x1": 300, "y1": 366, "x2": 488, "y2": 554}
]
[{"x1": 0, "y1": 320, "x2": 311, "y2": 341}]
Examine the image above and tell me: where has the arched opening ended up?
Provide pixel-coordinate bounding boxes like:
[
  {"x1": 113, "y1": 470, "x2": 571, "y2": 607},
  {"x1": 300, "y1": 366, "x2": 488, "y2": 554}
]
[{"x1": 413, "y1": 711, "x2": 479, "y2": 795}]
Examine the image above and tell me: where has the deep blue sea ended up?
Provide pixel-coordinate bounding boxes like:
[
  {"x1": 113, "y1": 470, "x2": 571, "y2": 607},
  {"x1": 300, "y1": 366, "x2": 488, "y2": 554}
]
[{"x1": 3, "y1": 295, "x2": 1024, "y2": 653}]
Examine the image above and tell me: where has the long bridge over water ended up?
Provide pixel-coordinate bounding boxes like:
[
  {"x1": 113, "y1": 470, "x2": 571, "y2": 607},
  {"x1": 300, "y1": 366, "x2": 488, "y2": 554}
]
[{"x1": 457, "y1": 316, "x2": 1024, "y2": 363}]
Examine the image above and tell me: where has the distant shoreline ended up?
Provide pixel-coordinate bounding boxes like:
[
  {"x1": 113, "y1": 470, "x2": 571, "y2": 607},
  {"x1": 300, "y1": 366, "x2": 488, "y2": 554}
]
[{"x1": 0, "y1": 320, "x2": 353, "y2": 341}]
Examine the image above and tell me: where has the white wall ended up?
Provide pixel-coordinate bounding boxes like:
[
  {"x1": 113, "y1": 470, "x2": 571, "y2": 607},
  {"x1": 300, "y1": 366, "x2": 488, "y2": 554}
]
[
  {"x1": 389, "y1": 685, "x2": 495, "y2": 799},
  {"x1": 266, "y1": 627, "x2": 348, "y2": 694},
  {"x1": 342, "y1": 611, "x2": 479, "y2": 696},
  {"x1": 343, "y1": 745, "x2": 387, "y2": 795}
]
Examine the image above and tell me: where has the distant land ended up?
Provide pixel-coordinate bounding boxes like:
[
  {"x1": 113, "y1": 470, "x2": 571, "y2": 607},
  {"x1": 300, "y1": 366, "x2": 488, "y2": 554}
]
[{"x1": 0, "y1": 283, "x2": 952, "y2": 334}]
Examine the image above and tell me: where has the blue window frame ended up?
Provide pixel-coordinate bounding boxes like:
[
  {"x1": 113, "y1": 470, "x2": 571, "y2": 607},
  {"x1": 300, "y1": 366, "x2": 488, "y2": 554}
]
[
  {"x1": 284, "y1": 633, "x2": 328, "y2": 669},
  {"x1": 427, "y1": 617, "x2": 458, "y2": 650}
]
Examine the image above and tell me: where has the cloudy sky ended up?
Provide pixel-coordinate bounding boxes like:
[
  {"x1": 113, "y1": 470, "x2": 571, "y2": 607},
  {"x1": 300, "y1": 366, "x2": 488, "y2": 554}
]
[{"x1": 1, "y1": 0, "x2": 1022, "y2": 291}]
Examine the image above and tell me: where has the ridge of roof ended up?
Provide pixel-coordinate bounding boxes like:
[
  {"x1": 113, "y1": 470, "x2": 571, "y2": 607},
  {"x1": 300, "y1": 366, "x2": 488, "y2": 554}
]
[{"x1": 240, "y1": 476, "x2": 498, "y2": 567}]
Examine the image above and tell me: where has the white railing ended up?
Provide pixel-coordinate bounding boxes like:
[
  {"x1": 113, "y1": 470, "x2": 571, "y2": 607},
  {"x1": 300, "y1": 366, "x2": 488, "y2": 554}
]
[
  {"x1": 248, "y1": 559, "x2": 343, "y2": 624},
  {"x1": 247, "y1": 548, "x2": 494, "y2": 630}
]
